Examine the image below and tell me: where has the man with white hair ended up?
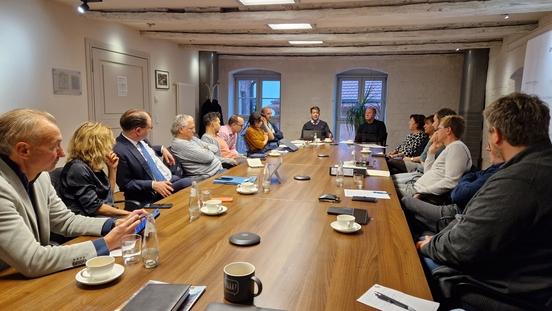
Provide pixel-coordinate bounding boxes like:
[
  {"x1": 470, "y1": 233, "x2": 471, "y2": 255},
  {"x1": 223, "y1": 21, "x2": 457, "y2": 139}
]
[{"x1": 169, "y1": 114, "x2": 222, "y2": 181}]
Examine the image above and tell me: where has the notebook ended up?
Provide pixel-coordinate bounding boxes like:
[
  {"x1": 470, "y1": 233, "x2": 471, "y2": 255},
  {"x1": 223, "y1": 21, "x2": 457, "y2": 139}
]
[
  {"x1": 122, "y1": 283, "x2": 190, "y2": 311},
  {"x1": 246, "y1": 158, "x2": 264, "y2": 168}
]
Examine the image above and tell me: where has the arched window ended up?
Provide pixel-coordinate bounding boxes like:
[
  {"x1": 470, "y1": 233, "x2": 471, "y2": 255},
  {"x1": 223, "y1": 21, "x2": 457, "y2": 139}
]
[
  {"x1": 335, "y1": 69, "x2": 387, "y2": 141},
  {"x1": 233, "y1": 69, "x2": 281, "y2": 128}
]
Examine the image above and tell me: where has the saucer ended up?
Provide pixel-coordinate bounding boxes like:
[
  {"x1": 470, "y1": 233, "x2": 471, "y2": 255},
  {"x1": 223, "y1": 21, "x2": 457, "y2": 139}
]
[
  {"x1": 237, "y1": 187, "x2": 258, "y2": 195},
  {"x1": 200, "y1": 205, "x2": 228, "y2": 215},
  {"x1": 330, "y1": 221, "x2": 361, "y2": 233},
  {"x1": 75, "y1": 263, "x2": 124, "y2": 285}
]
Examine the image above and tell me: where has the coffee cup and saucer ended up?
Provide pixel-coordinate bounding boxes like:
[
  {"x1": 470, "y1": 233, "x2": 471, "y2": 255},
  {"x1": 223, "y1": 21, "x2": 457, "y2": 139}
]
[
  {"x1": 200, "y1": 199, "x2": 228, "y2": 216},
  {"x1": 237, "y1": 182, "x2": 258, "y2": 195},
  {"x1": 331, "y1": 215, "x2": 361, "y2": 233},
  {"x1": 75, "y1": 256, "x2": 125, "y2": 285}
]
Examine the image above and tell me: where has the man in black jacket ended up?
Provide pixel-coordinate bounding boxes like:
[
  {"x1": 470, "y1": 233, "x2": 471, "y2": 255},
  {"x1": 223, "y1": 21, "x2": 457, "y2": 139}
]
[
  {"x1": 417, "y1": 93, "x2": 552, "y2": 309},
  {"x1": 354, "y1": 106, "x2": 387, "y2": 145}
]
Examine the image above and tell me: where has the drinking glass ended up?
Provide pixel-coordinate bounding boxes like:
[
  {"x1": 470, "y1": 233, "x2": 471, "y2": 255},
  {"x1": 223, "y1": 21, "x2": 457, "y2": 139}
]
[
  {"x1": 335, "y1": 161, "x2": 344, "y2": 188},
  {"x1": 121, "y1": 234, "x2": 141, "y2": 265},
  {"x1": 353, "y1": 171, "x2": 364, "y2": 189},
  {"x1": 199, "y1": 189, "x2": 211, "y2": 207}
]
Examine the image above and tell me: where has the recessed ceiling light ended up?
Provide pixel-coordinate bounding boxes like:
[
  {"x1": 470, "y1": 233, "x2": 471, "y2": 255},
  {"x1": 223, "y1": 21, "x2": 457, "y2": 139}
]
[
  {"x1": 289, "y1": 40, "x2": 324, "y2": 45},
  {"x1": 268, "y1": 23, "x2": 312, "y2": 30},
  {"x1": 456, "y1": 48, "x2": 460, "y2": 51},
  {"x1": 239, "y1": 0, "x2": 295, "y2": 5},
  {"x1": 504, "y1": 14, "x2": 510, "y2": 19}
]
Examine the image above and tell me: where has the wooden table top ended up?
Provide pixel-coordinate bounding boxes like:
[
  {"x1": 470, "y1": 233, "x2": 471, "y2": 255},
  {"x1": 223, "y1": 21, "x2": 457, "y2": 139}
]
[{"x1": 0, "y1": 143, "x2": 431, "y2": 311}]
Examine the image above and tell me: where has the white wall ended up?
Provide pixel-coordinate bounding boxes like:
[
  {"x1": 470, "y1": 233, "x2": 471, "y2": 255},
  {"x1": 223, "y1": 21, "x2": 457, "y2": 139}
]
[
  {"x1": 219, "y1": 54, "x2": 463, "y2": 148},
  {"x1": 0, "y1": 0, "x2": 199, "y2": 156},
  {"x1": 483, "y1": 14, "x2": 552, "y2": 165}
]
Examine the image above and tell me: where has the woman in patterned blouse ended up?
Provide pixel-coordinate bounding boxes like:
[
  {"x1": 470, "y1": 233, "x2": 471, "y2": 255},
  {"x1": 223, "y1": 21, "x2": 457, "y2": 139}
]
[{"x1": 388, "y1": 114, "x2": 429, "y2": 158}]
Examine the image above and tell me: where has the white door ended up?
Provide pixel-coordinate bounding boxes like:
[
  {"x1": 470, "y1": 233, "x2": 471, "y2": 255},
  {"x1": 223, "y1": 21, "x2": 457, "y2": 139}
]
[{"x1": 88, "y1": 44, "x2": 150, "y2": 132}]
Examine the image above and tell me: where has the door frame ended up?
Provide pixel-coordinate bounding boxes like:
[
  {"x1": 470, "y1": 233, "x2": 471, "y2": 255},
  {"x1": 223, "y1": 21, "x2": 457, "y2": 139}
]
[{"x1": 84, "y1": 39, "x2": 152, "y2": 121}]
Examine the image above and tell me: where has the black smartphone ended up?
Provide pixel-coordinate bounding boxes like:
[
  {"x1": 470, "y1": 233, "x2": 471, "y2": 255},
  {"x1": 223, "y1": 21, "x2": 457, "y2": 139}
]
[
  {"x1": 143, "y1": 203, "x2": 173, "y2": 209},
  {"x1": 352, "y1": 196, "x2": 377, "y2": 203},
  {"x1": 134, "y1": 208, "x2": 161, "y2": 234},
  {"x1": 327, "y1": 207, "x2": 369, "y2": 225}
]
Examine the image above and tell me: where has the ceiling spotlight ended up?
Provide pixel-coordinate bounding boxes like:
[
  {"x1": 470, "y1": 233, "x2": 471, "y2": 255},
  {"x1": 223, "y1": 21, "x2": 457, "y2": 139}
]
[
  {"x1": 455, "y1": 48, "x2": 460, "y2": 51},
  {"x1": 77, "y1": 1, "x2": 89, "y2": 14},
  {"x1": 239, "y1": 0, "x2": 295, "y2": 5},
  {"x1": 504, "y1": 14, "x2": 510, "y2": 20},
  {"x1": 268, "y1": 23, "x2": 313, "y2": 30},
  {"x1": 77, "y1": 0, "x2": 102, "y2": 14}
]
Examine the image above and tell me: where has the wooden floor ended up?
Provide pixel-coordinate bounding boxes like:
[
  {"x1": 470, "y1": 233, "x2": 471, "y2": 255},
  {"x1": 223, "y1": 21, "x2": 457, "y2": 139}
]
[{"x1": 0, "y1": 143, "x2": 431, "y2": 310}]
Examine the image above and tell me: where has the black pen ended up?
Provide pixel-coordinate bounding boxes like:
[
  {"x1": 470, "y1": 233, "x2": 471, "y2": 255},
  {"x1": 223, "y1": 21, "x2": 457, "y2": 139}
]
[{"x1": 374, "y1": 291, "x2": 416, "y2": 311}]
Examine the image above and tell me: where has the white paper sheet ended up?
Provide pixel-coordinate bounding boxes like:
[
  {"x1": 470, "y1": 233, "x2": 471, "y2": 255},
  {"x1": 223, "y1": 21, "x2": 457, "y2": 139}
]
[
  {"x1": 366, "y1": 169, "x2": 390, "y2": 177},
  {"x1": 357, "y1": 284, "x2": 439, "y2": 311},
  {"x1": 344, "y1": 189, "x2": 391, "y2": 199},
  {"x1": 246, "y1": 158, "x2": 264, "y2": 168}
]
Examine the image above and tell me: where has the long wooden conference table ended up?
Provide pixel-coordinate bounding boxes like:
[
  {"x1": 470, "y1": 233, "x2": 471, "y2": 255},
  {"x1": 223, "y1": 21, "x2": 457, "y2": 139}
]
[{"x1": 0, "y1": 143, "x2": 432, "y2": 310}]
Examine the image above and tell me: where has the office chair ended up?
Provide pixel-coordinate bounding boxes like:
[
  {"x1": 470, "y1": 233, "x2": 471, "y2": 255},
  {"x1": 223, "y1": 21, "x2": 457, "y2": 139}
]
[{"x1": 432, "y1": 266, "x2": 550, "y2": 311}]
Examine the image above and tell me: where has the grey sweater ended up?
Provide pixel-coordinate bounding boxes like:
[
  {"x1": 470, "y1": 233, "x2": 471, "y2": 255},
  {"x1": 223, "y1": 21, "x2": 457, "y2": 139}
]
[{"x1": 169, "y1": 137, "x2": 222, "y2": 179}]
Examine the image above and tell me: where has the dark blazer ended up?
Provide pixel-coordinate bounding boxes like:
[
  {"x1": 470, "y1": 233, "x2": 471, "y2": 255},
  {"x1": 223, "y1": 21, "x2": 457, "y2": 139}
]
[{"x1": 113, "y1": 134, "x2": 164, "y2": 204}]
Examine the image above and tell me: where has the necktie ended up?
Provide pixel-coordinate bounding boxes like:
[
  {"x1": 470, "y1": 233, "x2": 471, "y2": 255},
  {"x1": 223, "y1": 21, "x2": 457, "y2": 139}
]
[{"x1": 137, "y1": 141, "x2": 166, "y2": 181}]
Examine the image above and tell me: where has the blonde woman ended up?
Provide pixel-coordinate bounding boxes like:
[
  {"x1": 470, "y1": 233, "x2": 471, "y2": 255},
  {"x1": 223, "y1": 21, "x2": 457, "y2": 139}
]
[{"x1": 59, "y1": 122, "x2": 130, "y2": 217}]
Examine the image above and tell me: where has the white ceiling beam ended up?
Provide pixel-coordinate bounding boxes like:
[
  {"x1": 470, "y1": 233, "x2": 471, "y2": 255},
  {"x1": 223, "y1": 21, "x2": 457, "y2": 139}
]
[
  {"x1": 142, "y1": 24, "x2": 535, "y2": 44},
  {"x1": 87, "y1": 0, "x2": 552, "y2": 24},
  {"x1": 180, "y1": 41, "x2": 501, "y2": 55}
]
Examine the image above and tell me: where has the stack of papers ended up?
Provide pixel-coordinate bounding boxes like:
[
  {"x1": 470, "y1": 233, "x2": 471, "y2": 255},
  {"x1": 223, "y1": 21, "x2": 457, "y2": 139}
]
[
  {"x1": 358, "y1": 284, "x2": 439, "y2": 311},
  {"x1": 344, "y1": 189, "x2": 391, "y2": 199},
  {"x1": 213, "y1": 176, "x2": 257, "y2": 185}
]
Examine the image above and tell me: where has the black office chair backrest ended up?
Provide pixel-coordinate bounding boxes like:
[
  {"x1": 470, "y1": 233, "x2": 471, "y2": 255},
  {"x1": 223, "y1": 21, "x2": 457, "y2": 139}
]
[{"x1": 49, "y1": 167, "x2": 64, "y2": 196}]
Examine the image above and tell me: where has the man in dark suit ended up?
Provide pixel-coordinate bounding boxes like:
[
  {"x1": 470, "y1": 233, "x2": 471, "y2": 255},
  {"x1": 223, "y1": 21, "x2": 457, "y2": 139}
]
[
  {"x1": 354, "y1": 106, "x2": 387, "y2": 145},
  {"x1": 114, "y1": 109, "x2": 191, "y2": 207}
]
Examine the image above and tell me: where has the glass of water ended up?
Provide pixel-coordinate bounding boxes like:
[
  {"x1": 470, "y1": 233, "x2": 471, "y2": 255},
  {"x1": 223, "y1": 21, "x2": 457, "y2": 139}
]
[
  {"x1": 121, "y1": 234, "x2": 141, "y2": 265},
  {"x1": 335, "y1": 161, "x2": 344, "y2": 188},
  {"x1": 353, "y1": 170, "x2": 365, "y2": 189},
  {"x1": 199, "y1": 189, "x2": 211, "y2": 208}
]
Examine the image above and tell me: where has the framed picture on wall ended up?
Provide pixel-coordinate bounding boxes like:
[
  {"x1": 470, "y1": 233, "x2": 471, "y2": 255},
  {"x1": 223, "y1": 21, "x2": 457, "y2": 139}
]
[{"x1": 155, "y1": 70, "x2": 169, "y2": 89}]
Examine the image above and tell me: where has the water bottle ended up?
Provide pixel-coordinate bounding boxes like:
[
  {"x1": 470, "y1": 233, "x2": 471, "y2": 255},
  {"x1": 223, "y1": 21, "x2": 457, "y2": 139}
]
[
  {"x1": 188, "y1": 181, "x2": 200, "y2": 222},
  {"x1": 141, "y1": 214, "x2": 160, "y2": 268},
  {"x1": 313, "y1": 132, "x2": 318, "y2": 142},
  {"x1": 336, "y1": 161, "x2": 344, "y2": 188},
  {"x1": 262, "y1": 163, "x2": 271, "y2": 193}
]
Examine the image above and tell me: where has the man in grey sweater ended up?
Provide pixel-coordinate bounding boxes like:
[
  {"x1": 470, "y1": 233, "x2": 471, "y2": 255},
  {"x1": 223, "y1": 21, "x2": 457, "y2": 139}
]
[
  {"x1": 169, "y1": 114, "x2": 222, "y2": 181},
  {"x1": 417, "y1": 93, "x2": 552, "y2": 309},
  {"x1": 397, "y1": 115, "x2": 472, "y2": 198}
]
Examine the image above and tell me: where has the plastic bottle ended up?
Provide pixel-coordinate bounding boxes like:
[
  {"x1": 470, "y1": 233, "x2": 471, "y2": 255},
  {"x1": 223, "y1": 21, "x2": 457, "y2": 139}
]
[
  {"x1": 188, "y1": 181, "x2": 200, "y2": 222},
  {"x1": 336, "y1": 161, "x2": 344, "y2": 188},
  {"x1": 262, "y1": 163, "x2": 271, "y2": 193},
  {"x1": 141, "y1": 214, "x2": 160, "y2": 268}
]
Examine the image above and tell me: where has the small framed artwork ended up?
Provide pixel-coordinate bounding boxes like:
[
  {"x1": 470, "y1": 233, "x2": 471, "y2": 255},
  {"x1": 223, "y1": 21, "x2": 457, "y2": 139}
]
[{"x1": 155, "y1": 70, "x2": 169, "y2": 89}]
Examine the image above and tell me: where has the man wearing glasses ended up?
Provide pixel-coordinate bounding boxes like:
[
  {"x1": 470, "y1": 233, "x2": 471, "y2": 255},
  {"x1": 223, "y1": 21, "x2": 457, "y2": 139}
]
[{"x1": 218, "y1": 114, "x2": 245, "y2": 158}]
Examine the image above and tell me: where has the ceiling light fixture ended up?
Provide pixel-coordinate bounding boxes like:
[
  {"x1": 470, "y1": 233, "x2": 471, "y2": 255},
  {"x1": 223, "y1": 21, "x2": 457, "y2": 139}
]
[
  {"x1": 504, "y1": 14, "x2": 510, "y2": 19},
  {"x1": 239, "y1": 0, "x2": 295, "y2": 5},
  {"x1": 77, "y1": 0, "x2": 102, "y2": 14},
  {"x1": 268, "y1": 23, "x2": 312, "y2": 30},
  {"x1": 289, "y1": 40, "x2": 324, "y2": 45},
  {"x1": 456, "y1": 48, "x2": 460, "y2": 51}
]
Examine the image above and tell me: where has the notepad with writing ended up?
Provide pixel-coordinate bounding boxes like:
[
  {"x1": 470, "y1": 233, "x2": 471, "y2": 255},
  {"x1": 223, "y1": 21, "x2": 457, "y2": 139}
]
[{"x1": 122, "y1": 283, "x2": 190, "y2": 311}]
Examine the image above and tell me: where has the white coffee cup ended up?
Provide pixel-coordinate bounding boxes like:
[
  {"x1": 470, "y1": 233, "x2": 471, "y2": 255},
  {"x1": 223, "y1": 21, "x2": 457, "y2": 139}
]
[
  {"x1": 337, "y1": 214, "x2": 355, "y2": 229},
  {"x1": 205, "y1": 199, "x2": 223, "y2": 213},
  {"x1": 82, "y1": 256, "x2": 115, "y2": 280},
  {"x1": 240, "y1": 182, "x2": 257, "y2": 191}
]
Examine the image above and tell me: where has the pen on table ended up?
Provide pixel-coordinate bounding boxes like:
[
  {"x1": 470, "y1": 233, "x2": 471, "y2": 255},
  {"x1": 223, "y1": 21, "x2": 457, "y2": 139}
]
[
  {"x1": 374, "y1": 291, "x2": 416, "y2": 311},
  {"x1": 372, "y1": 191, "x2": 388, "y2": 195}
]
